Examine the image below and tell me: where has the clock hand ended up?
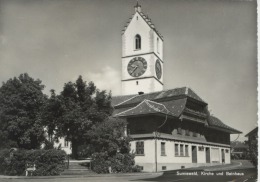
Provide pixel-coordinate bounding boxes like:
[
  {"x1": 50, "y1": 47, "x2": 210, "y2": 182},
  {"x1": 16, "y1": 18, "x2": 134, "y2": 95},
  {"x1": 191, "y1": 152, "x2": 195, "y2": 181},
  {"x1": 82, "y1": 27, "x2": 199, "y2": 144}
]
[{"x1": 131, "y1": 66, "x2": 138, "y2": 74}]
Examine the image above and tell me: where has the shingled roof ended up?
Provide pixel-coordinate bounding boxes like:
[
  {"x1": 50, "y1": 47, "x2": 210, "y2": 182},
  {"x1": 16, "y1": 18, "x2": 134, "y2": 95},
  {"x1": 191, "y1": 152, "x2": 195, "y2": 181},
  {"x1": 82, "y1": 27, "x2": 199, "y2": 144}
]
[
  {"x1": 114, "y1": 98, "x2": 186, "y2": 118},
  {"x1": 208, "y1": 116, "x2": 242, "y2": 134},
  {"x1": 115, "y1": 99, "x2": 169, "y2": 117},
  {"x1": 112, "y1": 87, "x2": 241, "y2": 134},
  {"x1": 113, "y1": 87, "x2": 206, "y2": 108}
]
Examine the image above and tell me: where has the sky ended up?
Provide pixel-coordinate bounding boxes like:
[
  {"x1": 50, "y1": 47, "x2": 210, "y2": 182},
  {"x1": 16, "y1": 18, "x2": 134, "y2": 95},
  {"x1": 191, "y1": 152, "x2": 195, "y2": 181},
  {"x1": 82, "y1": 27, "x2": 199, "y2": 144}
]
[{"x1": 0, "y1": 0, "x2": 257, "y2": 141}]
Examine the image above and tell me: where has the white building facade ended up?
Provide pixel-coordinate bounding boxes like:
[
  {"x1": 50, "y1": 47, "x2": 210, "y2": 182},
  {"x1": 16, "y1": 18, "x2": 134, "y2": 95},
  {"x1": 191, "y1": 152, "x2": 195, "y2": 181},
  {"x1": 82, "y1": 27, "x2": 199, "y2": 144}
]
[
  {"x1": 112, "y1": 3, "x2": 240, "y2": 172},
  {"x1": 121, "y1": 3, "x2": 163, "y2": 95}
]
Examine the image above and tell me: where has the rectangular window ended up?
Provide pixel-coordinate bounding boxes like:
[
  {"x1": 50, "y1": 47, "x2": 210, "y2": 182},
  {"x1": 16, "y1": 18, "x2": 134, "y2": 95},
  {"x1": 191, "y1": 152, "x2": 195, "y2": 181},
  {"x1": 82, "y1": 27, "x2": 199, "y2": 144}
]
[
  {"x1": 64, "y1": 139, "x2": 69, "y2": 147},
  {"x1": 185, "y1": 145, "x2": 189, "y2": 156},
  {"x1": 162, "y1": 166, "x2": 166, "y2": 170},
  {"x1": 225, "y1": 149, "x2": 229, "y2": 153},
  {"x1": 136, "y1": 141, "x2": 144, "y2": 155},
  {"x1": 180, "y1": 144, "x2": 184, "y2": 156},
  {"x1": 175, "y1": 144, "x2": 179, "y2": 156},
  {"x1": 161, "y1": 142, "x2": 166, "y2": 156}
]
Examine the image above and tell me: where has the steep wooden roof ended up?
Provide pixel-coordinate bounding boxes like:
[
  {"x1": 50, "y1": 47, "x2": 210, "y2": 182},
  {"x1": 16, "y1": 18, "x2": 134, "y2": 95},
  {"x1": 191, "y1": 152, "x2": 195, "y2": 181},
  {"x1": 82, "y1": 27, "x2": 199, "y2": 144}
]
[
  {"x1": 245, "y1": 127, "x2": 258, "y2": 137},
  {"x1": 114, "y1": 99, "x2": 186, "y2": 118},
  {"x1": 113, "y1": 87, "x2": 206, "y2": 108},
  {"x1": 112, "y1": 87, "x2": 241, "y2": 134},
  {"x1": 208, "y1": 116, "x2": 242, "y2": 134}
]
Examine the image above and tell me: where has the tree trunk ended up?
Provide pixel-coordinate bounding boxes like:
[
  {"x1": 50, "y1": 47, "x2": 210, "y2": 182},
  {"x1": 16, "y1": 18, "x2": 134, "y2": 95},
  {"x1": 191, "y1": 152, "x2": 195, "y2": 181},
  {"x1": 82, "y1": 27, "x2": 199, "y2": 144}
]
[{"x1": 71, "y1": 139, "x2": 79, "y2": 159}]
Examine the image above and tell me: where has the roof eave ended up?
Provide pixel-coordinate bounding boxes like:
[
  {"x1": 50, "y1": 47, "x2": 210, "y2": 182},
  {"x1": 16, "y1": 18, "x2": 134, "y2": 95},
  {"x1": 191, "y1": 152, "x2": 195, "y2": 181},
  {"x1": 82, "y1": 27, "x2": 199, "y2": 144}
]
[
  {"x1": 245, "y1": 127, "x2": 258, "y2": 137},
  {"x1": 208, "y1": 125, "x2": 242, "y2": 134},
  {"x1": 114, "y1": 112, "x2": 176, "y2": 119}
]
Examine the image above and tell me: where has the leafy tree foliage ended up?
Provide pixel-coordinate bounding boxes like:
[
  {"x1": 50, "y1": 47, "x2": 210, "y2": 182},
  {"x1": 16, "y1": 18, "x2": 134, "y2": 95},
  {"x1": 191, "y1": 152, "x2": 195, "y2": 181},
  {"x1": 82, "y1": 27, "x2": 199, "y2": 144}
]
[
  {"x1": 248, "y1": 137, "x2": 258, "y2": 167},
  {"x1": 0, "y1": 73, "x2": 47, "y2": 149},
  {"x1": 42, "y1": 76, "x2": 113, "y2": 159},
  {"x1": 87, "y1": 117, "x2": 131, "y2": 155},
  {"x1": 88, "y1": 118, "x2": 140, "y2": 173}
]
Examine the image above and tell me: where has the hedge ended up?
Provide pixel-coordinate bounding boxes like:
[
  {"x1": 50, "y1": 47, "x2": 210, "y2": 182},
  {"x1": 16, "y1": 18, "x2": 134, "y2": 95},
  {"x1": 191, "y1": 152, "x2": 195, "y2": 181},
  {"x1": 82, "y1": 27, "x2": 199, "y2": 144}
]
[
  {"x1": 0, "y1": 149, "x2": 67, "y2": 176},
  {"x1": 91, "y1": 152, "x2": 141, "y2": 173}
]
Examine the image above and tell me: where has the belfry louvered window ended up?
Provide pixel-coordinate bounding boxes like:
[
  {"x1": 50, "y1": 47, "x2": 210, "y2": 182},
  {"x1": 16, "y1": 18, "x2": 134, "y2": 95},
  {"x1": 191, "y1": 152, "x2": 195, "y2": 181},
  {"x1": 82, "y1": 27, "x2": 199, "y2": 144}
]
[{"x1": 135, "y1": 34, "x2": 141, "y2": 50}]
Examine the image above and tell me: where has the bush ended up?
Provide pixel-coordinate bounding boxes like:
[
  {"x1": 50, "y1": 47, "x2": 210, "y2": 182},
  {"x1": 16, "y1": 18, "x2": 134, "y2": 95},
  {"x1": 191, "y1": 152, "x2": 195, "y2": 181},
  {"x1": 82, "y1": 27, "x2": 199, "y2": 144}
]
[
  {"x1": 91, "y1": 152, "x2": 141, "y2": 173},
  {"x1": 249, "y1": 139, "x2": 258, "y2": 167},
  {"x1": 43, "y1": 139, "x2": 54, "y2": 150},
  {"x1": 0, "y1": 149, "x2": 67, "y2": 176},
  {"x1": 0, "y1": 149, "x2": 10, "y2": 174}
]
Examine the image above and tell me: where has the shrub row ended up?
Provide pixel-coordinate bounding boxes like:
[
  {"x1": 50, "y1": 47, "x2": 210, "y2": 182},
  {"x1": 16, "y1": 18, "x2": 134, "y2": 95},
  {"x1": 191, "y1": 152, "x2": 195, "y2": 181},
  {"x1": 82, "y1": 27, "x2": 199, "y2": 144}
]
[
  {"x1": 91, "y1": 152, "x2": 141, "y2": 173},
  {"x1": 0, "y1": 149, "x2": 67, "y2": 176}
]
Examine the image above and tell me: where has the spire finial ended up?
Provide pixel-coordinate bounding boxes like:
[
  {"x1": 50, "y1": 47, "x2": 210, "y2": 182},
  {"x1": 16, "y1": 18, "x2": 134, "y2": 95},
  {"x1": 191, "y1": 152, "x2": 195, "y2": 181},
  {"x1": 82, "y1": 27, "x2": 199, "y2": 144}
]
[{"x1": 134, "y1": 0, "x2": 141, "y2": 12}]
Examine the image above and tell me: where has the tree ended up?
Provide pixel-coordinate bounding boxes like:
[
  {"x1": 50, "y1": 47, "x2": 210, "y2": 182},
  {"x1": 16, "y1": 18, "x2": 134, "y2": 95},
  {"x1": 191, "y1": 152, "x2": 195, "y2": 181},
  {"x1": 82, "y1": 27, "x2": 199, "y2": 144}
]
[
  {"x1": 247, "y1": 137, "x2": 258, "y2": 167},
  {"x1": 0, "y1": 73, "x2": 47, "y2": 149},
  {"x1": 42, "y1": 76, "x2": 113, "y2": 159},
  {"x1": 87, "y1": 117, "x2": 139, "y2": 173},
  {"x1": 87, "y1": 117, "x2": 131, "y2": 155}
]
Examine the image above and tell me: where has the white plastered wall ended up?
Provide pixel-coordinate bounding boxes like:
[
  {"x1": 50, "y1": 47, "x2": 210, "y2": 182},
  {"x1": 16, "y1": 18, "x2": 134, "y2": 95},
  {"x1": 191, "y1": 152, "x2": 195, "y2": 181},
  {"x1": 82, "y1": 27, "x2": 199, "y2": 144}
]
[
  {"x1": 122, "y1": 13, "x2": 153, "y2": 57},
  {"x1": 122, "y1": 78, "x2": 163, "y2": 95},
  {"x1": 131, "y1": 139, "x2": 231, "y2": 172}
]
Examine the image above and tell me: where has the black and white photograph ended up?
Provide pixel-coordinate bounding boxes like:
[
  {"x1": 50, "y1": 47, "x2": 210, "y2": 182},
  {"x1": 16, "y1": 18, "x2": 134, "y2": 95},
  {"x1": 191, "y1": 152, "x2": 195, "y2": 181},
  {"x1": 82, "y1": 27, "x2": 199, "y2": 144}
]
[{"x1": 0, "y1": 0, "x2": 257, "y2": 181}]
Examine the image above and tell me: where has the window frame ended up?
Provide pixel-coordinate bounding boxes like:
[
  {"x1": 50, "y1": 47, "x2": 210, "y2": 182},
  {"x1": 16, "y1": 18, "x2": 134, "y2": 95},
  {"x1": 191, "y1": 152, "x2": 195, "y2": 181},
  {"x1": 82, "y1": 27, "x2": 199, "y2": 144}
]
[
  {"x1": 180, "y1": 144, "x2": 184, "y2": 156},
  {"x1": 64, "y1": 139, "x2": 69, "y2": 147},
  {"x1": 136, "y1": 141, "x2": 144, "y2": 155},
  {"x1": 175, "y1": 144, "x2": 179, "y2": 156},
  {"x1": 135, "y1": 34, "x2": 141, "y2": 50},
  {"x1": 185, "y1": 145, "x2": 189, "y2": 156},
  {"x1": 161, "y1": 142, "x2": 166, "y2": 156}
]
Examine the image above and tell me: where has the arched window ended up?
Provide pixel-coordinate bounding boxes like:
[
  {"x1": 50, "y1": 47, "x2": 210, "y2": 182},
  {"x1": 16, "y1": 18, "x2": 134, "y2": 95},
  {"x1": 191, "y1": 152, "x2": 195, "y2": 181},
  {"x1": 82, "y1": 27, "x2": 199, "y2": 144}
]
[{"x1": 135, "y1": 34, "x2": 141, "y2": 50}]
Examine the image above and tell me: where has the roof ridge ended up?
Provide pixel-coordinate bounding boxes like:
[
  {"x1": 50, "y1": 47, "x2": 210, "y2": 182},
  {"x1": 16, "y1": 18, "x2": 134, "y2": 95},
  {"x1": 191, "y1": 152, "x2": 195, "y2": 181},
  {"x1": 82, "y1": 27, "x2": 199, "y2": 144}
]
[
  {"x1": 114, "y1": 94, "x2": 139, "y2": 107},
  {"x1": 114, "y1": 99, "x2": 147, "y2": 117},
  {"x1": 186, "y1": 87, "x2": 205, "y2": 103},
  {"x1": 144, "y1": 99, "x2": 170, "y2": 114}
]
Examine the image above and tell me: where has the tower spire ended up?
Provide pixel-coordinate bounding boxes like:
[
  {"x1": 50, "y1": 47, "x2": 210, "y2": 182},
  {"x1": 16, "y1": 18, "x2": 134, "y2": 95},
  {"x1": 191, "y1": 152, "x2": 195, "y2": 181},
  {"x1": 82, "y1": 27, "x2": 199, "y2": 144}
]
[{"x1": 134, "y1": 0, "x2": 141, "y2": 12}]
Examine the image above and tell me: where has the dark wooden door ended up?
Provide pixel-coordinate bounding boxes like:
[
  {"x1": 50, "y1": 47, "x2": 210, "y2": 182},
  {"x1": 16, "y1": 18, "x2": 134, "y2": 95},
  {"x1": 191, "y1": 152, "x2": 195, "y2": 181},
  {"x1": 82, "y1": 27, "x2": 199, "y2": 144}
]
[
  {"x1": 221, "y1": 149, "x2": 225, "y2": 163},
  {"x1": 192, "y1": 146, "x2": 197, "y2": 163},
  {"x1": 206, "y1": 147, "x2": 210, "y2": 163}
]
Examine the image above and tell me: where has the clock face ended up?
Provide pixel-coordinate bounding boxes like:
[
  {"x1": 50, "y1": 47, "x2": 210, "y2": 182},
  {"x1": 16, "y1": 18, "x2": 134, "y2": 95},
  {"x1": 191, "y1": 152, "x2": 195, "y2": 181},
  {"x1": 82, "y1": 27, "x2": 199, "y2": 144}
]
[
  {"x1": 155, "y1": 60, "x2": 162, "y2": 79},
  {"x1": 127, "y1": 57, "x2": 147, "y2": 77}
]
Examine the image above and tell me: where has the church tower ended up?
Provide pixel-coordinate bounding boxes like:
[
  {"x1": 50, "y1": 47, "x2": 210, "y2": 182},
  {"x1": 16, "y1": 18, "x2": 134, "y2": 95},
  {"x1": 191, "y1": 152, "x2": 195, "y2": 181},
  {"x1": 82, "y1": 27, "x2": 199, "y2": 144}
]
[{"x1": 121, "y1": 3, "x2": 164, "y2": 95}]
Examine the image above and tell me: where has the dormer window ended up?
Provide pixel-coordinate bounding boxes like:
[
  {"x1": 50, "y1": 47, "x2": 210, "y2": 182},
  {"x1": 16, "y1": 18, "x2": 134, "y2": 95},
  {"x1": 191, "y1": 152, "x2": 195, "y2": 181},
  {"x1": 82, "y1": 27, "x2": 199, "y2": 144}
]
[{"x1": 135, "y1": 34, "x2": 141, "y2": 50}]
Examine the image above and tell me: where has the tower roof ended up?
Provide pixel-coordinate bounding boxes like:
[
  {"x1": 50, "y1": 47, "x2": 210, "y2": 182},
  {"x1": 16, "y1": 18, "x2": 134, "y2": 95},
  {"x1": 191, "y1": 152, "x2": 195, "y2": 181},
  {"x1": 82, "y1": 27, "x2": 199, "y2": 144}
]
[
  {"x1": 122, "y1": 3, "x2": 164, "y2": 40},
  {"x1": 134, "y1": 0, "x2": 141, "y2": 12}
]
